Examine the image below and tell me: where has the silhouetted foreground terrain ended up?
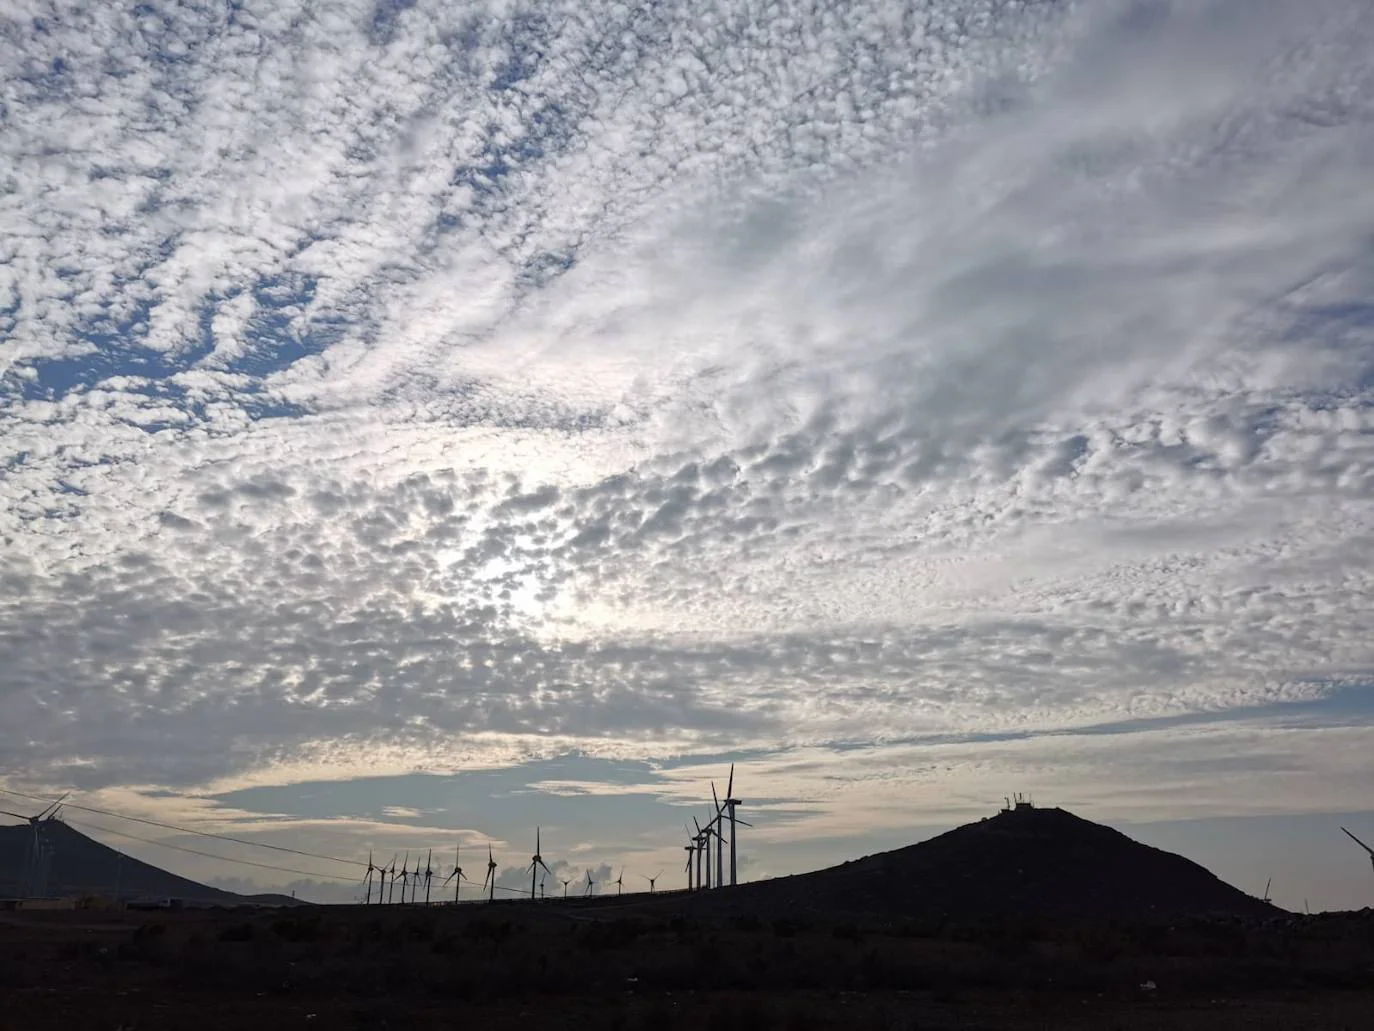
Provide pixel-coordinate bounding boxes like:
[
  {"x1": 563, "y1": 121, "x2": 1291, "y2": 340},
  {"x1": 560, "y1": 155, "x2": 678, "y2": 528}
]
[
  {"x1": 677, "y1": 806, "x2": 1277, "y2": 923},
  {"x1": 0, "y1": 821, "x2": 301, "y2": 907},
  {"x1": 3, "y1": 902, "x2": 1374, "y2": 1029},
  {"x1": 5, "y1": 808, "x2": 1369, "y2": 1028}
]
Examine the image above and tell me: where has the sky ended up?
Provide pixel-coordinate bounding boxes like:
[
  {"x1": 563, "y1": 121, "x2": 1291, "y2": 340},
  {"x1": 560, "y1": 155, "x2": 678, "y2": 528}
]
[{"x1": 2, "y1": 0, "x2": 1374, "y2": 911}]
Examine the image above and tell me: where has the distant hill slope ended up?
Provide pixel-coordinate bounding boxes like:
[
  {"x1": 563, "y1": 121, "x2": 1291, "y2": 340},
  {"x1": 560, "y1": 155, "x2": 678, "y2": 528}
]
[
  {"x1": 692, "y1": 806, "x2": 1277, "y2": 923},
  {"x1": 0, "y1": 820, "x2": 304, "y2": 906}
]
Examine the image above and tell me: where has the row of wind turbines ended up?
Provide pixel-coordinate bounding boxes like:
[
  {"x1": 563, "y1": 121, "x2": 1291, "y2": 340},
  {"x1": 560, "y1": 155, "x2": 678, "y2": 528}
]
[
  {"x1": 682, "y1": 764, "x2": 748, "y2": 891},
  {"x1": 358, "y1": 765, "x2": 748, "y2": 904}
]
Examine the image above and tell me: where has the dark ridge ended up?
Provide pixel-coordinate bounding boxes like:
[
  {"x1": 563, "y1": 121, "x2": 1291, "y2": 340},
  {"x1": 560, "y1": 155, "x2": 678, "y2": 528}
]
[
  {"x1": 0, "y1": 820, "x2": 304, "y2": 907},
  {"x1": 686, "y1": 806, "x2": 1277, "y2": 923}
]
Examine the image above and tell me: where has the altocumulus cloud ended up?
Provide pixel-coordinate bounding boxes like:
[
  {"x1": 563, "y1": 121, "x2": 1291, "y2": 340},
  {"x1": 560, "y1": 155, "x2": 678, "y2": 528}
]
[{"x1": 2, "y1": 0, "x2": 1374, "y2": 832}]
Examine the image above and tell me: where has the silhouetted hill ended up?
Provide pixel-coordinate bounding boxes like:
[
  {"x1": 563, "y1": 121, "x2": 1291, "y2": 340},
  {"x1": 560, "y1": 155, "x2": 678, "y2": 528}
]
[
  {"x1": 690, "y1": 806, "x2": 1277, "y2": 923},
  {"x1": 0, "y1": 820, "x2": 303, "y2": 906}
]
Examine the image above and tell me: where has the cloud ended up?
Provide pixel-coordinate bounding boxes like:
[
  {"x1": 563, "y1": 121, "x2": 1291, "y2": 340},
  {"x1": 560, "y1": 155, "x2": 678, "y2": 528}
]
[{"x1": 2, "y1": 0, "x2": 1374, "y2": 893}]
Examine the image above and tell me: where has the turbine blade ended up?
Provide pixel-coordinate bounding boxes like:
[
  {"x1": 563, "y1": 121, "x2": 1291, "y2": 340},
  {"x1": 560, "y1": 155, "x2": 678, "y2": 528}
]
[
  {"x1": 1342, "y1": 827, "x2": 1374, "y2": 854},
  {"x1": 726, "y1": 763, "x2": 734, "y2": 798},
  {"x1": 0, "y1": 809, "x2": 31, "y2": 820}
]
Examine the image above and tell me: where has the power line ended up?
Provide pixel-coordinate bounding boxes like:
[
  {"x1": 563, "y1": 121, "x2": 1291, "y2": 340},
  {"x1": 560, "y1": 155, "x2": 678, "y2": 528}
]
[
  {"x1": 63, "y1": 816, "x2": 349, "y2": 882},
  {"x1": 1, "y1": 787, "x2": 524, "y2": 894},
  {"x1": 0, "y1": 787, "x2": 360, "y2": 866}
]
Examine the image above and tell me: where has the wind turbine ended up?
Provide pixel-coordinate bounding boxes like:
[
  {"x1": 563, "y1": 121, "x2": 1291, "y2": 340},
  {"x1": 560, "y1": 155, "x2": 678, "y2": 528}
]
[
  {"x1": 721, "y1": 764, "x2": 750, "y2": 887},
  {"x1": 423, "y1": 849, "x2": 434, "y2": 905},
  {"x1": 1341, "y1": 827, "x2": 1374, "y2": 875},
  {"x1": 379, "y1": 854, "x2": 396, "y2": 903},
  {"x1": 614, "y1": 867, "x2": 625, "y2": 896},
  {"x1": 363, "y1": 851, "x2": 377, "y2": 905},
  {"x1": 0, "y1": 794, "x2": 68, "y2": 898},
  {"x1": 642, "y1": 870, "x2": 663, "y2": 893},
  {"x1": 585, "y1": 867, "x2": 596, "y2": 896},
  {"x1": 441, "y1": 846, "x2": 464, "y2": 903},
  {"x1": 483, "y1": 844, "x2": 497, "y2": 902},
  {"x1": 683, "y1": 831, "x2": 697, "y2": 891},
  {"x1": 693, "y1": 817, "x2": 710, "y2": 890},
  {"x1": 561, "y1": 877, "x2": 571, "y2": 898},
  {"x1": 711, "y1": 782, "x2": 727, "y2": 889},
  {"x1": 528, "y1": 828, "x2": 553, "y2": 900},
  {"x1": 396, "y1": 852, "x2": 410, "y2": 904}
]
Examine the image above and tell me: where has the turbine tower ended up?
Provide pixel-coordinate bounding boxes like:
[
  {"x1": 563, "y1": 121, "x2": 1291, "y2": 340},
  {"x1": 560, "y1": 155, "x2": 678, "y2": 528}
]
[
  {"x1": 362, "y1": 851, "x2": 377, "y2": 905},
  {"x1": 1342, "y1": 827, "x2": 1374, "y2": 875},
  {"x1": 683, "y1": 834, "x2": 697, "y2": 891},
  {"x1": 483, "y1": 844, "x2": 498, "y2": 902},
  {"x1": 721, "y1": 764, "x2": 750, "y2": 887},
  {"x1": 423, "y1": 849, "x2": 434, "y2": 905},
  {"x1": 380, "y1": 854, "x2": 397, "y2": 903},
  {"x1": 711, "y1": 782, "x2": 727, "y2": 888},
  {"x1": 642, "y1": 870, "x2": 663, "y2": 893},
  {"x1": 529, "y1": 828, "x2": 553, "y2": 900}
]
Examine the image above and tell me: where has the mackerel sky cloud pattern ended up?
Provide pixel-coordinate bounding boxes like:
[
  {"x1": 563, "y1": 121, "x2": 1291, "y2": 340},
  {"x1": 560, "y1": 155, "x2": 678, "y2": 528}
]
[{"x1": 3, "y1": 0, "x2": 1374, "y2": 899}]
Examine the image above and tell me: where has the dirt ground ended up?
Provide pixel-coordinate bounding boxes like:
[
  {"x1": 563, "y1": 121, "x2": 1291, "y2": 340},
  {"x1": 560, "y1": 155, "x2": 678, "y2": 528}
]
[{"x1": 2, "y1": 903, "x2": 1372, "y2": 1029}]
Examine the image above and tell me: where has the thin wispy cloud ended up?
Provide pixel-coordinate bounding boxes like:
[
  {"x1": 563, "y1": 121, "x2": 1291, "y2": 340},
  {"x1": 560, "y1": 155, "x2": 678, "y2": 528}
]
[{"x1": 2, "y1": 0, "x2": 1374, "y2": 902}]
